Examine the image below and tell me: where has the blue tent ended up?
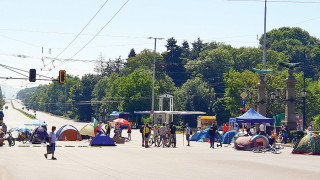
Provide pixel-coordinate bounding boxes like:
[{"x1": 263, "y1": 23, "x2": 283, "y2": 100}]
[
  {"x1": 191, "y1": 128, "x2": 222, "y2": 142},
  {"x1": 236, "y1": 108, "x2": 274, "y2": 123},
  {"x1": 90, "y1": 134, "x2": 116, "y2": 146},
  {"x1": 30, "y1": 127, "x2": 48, "y2": 144},
  {"x1": 221, "y1": 130, "x2": 238, "y2": 144}
]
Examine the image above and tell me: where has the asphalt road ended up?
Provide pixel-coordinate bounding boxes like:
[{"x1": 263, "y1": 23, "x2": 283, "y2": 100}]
[{"x1": 0, "y1": 100, "x2": 320, "y2": 180}]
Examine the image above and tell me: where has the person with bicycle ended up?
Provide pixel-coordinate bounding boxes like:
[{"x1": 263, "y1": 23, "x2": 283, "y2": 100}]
[
  {"x1": 153, "y1": 125, "x2": 159, "y2": 147},
  {"x1": 159, "y1": 123, "x2": 167, "y2": 148},
  {"x1": 143, "y1": 123, "x2": 150, "y2": 148},
  {"x1": 169, "y1": 122, "x2": 177, "y2": 147}
]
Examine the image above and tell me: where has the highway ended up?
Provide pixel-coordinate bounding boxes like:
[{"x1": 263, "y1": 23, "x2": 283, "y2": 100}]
[{"x1": 0, "y1": 100, "x2": 319, "y2": 180}]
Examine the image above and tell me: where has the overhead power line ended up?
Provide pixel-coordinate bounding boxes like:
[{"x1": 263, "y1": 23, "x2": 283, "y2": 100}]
[
  {"x1": 55, "y1": 0, "x2": 111, "y2": 59},
  {"x1": 226, "y1": 0, "x2": 320, "y2": 3}
]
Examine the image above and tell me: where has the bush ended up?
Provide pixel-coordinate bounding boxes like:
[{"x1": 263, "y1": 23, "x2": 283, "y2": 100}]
[
  {"x1": 290, "y1": 130, "x2": 305, "y2": 139},
  {"x1": 142, "y1": 116, "x2": 151, "y2": 124}
]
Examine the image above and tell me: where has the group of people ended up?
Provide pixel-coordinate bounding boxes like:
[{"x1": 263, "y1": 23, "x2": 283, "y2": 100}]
[{"x1": 140, "y1": 122, "x2": 177, "y2": 148}]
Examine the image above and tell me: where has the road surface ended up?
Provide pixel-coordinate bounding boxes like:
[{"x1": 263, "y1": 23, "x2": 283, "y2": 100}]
[{"x1": 0, "y1": 100, "x2": 319, "y2": 180}]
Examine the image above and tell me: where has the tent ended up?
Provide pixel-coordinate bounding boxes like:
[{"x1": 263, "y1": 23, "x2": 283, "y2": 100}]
[
  {"x1": 236, "y1": 108, "x2": 274, "y2": 124},
  {"x1": 80, "y1": 124, "x2": 105, "y2": 138},
  {"x1": 234, "y1": 135, "x2": 269, "y2": 151},
  {"x1": 221, "y1": 130, "x2": 238, "y2": 144},
  {"x1": 56, "y1": 125, "x2": 82, "y2": 141},
  {"x1": 190, "y1": 128, "x2": 222, "y2": 142},
  {"x1": 90, "y1": 134, "x2": 116, "y2": 146},
  {"x1": 30, "y1": 127, "x2": 48, "y2": 144},
  {"x1": 292, "y1": 133, "x2": 320, "y2": 155}
]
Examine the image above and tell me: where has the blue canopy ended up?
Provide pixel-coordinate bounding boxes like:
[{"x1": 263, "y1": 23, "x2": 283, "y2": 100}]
[
  {"x1": 110, "y1": 111, "x2": 120, "y2": 117},
  {"x1": 90, "y1": 134, "x2": 116, "y2": 146},
  {"x1": 14, "y1": 126, "x2": 31, "y2": 132},
  {"x1": 235, "y1": 108, "x2": 274, "y2": 123},
  {"x1": 24, "y1": 120, "x2": 46, "y2": 126}
]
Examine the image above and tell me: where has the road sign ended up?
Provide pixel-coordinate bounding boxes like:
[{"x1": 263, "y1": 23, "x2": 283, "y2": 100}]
[
  {"x1": 241, "y1": 99, "x2": 247, "y2": 106},
  {"x1": 240, "y1": 92, "x2": 247, "y2": 99}
]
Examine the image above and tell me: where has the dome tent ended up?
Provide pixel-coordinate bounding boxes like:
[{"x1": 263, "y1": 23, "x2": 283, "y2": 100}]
[
  {"x1": 190, "y1": 128, "x2": 222, "y2": 142},
  {"x1": 80, "y1": 124, "x2": 106, "y2": 138},
  {"x1": 292, "y1": 132, "x2": 320, "y2": 155},
  {"x1": 56, "y1": 125, "x2": 82, "y2": 141},
  {"x1": 234, "y1": 135, "x2": 269, "y2": 151},
  {"x1": 90, "y1": 134, "x2": 116, "y2": 146},
  {"x1": 30, "y1": 127, "x2": 48, "y2": 144},
  {"x1": 221, "y1": 130, "x2": 238, "y2": 144}
]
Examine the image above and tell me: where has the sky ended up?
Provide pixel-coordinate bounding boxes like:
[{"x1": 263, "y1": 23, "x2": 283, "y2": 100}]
[{"x1": 0, "y1": 0, "x2": 320, "y2": 98}]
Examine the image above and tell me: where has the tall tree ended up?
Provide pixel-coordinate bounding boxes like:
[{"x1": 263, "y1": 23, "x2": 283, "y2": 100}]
[{"x1": 128, "y1": 48, "x2": 136, "y2": 58}]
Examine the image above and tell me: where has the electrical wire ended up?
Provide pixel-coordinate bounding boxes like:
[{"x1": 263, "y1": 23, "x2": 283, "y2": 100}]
[
  {"x1": 226, "y1": 0, "x2": 320, "y2": 3},
  {"x1": 55, "y1": 0, "x2": 111, "y2": 59}
]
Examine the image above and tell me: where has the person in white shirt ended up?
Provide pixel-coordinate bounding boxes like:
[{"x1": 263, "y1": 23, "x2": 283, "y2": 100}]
[
  {"x1": 259, "y1": 123, "x2": 265, "y2": 135},
  {"x1": 44, "y1": 126, "x2": 57, "y2": 160},
  {"x1": 159, "y1": 123, "x2": 167, "y2": 147}
]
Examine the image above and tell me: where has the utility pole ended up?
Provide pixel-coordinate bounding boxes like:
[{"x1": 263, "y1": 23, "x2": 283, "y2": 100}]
[{"x1": 148, "y1": 37, "x2": 164, "y2": 125}]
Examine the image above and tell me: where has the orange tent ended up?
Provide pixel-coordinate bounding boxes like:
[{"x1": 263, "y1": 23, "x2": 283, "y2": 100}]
[{"x1": 56, "y1": 125, "x2": 82, "y2": 141}]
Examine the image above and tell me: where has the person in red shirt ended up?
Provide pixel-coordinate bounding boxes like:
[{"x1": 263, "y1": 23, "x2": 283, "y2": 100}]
[{"x1": 222, "y1": 123, "x2": 228, "y2": 135}]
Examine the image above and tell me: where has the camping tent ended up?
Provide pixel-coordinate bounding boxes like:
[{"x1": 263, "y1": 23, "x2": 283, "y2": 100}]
[
  {"x1": 190, "y1": 128, "x2": 222, "y2": 142},
  {"x1": 234, "y1": 135, "x2": 269, "y2": 151},
  {"x1": 235, "y1": 108, "x2": 274, "y2": 123},
  {"x1": 80, "y1": 124, "x2": 105, "y2": 138},
  {"x1": 30, "y1": 127, "x2": 48, "y2": 144},
  {"x1": 90, "y1": 134, "x2": 116, "y2": 146},
  {"x1": 56, "y1": 125, "x2": 82, "y2": 141},
  {"x1": 221, "y1": 130, "x2": 238, "y2": 144},
  {"x1": 292, "y1": 133, "x2": 320, "y2": 155}
]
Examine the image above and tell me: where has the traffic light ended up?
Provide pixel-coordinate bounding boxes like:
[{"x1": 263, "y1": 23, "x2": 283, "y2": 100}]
[
  {"x1": 29, "y1": 69, "x2": 36, "y2": 82},
  {"x1": 59, "y1": 70, "x2": 66, "y2": 84},
  {"x1": 242, "y1": 107, "x2": 246, "y2": 114}
]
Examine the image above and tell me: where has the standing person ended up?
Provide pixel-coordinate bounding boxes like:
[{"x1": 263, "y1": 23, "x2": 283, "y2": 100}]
[
  {"x1": 159, "y1": 123, "x2": 167, "y2": 148},
  {"x1": 222, "y1": 123, "x2": 228, "y2": 135},
  {"x1": 281, "y1": 124, "x2": 289, "y2": 144},
  {"x1": 143, "y1": 123, "x2": 150, "y2": 148},
  {"x1": 153, "y1": 125, "x2": 159, "y2": 147},
  {"x1": 105, "y1": 122, "x2": 111, "y2": 136},
  {"x1": 185, "y1": 123, "x2": 191, "y2": 146},
  {"x1": 259, "y1": 123, "x2": 266, "y2": 135},
  {"x1": 127, "y1": 124, "x2": 132, "y2": 140},
  {"x1": 165, "y1": 124, "x2": 170, "y2": 145},
  {"x1": 208, "y1": 123, "x2": 217, "y2": 148},
  {"x1": 1, "y1": 123, "x2": 7, "y2": 134},
  {"x1": 169, "y1": 122, "x2": 177, "y2": 147},
  {"x1": 44, "y1": 126, "x2": 57, "y2": 160},
  {"x1": 297, "y1": 123, "x2": 302, "y2": 131},
  {"x1": 140, "y1": 125, "x2": 145, "y2": 147}
]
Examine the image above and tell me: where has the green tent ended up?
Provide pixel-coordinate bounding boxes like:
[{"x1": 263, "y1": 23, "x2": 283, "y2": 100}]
[{"x1": 292, "y1": 133, "x2": 320, "y2": 155}]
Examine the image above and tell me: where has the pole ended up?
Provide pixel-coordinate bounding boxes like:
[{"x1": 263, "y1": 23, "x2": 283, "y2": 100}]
[
  {"x1": 151, "y1": 38, "x2": 157, "y2": 125},
  {"x1": 263, "y1": 0, "x2": 267, "y2": 70},
  {"x1": 303, "y1": 50, "x2": 306, "y2": 130},
  {"x1": 65, "y1": 85, "x2": 67, "y2": 114}
]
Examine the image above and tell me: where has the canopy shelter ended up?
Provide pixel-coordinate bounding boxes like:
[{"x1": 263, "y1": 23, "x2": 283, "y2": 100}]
[{"x1": 235, "y1": 108, "x2": 274, "y2": 124}]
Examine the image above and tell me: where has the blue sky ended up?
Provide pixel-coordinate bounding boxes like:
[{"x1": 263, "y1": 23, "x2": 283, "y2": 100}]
[{"x1": 0, "y1": 0, "x2": 320, "y2": 96}]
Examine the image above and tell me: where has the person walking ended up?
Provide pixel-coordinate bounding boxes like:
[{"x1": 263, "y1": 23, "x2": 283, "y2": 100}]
[
  {"x1": 185, "y1": 123, "x2": 191, "y2": 146},
  {"x1": 159, "y1": 123, "x2": 167, "y2": 148},
  {"x1": 209, "y1": 123, "x2": 217, "y2": 148},
  {"x1": 44, "y1": 126, "x2": 57, "y2": 160},
  {"x1": 127, "y1": 124, "x2": 132, "y2": 140},
  {"x1": 143, "y1": 123, "x2": 150, "y2": 148}
]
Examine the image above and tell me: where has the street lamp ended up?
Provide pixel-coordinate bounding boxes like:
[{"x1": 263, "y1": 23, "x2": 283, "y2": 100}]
[
  {"x1": 149, "y1": 37, "x2": 164, "y2": 125},
  {"x1": 270, "y1": 92, "x2": 276, "y2": 100},
  {"x1": 275, "y1": 88, "x2": 281, "y2": 97}
]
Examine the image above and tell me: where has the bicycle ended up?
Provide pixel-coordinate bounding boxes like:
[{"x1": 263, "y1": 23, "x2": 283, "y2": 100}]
[
  {"x1": 168, "y1": 134, "x2": 176, "y2": 148},
  {"x1": 148, "y1": 135, "x2": 160, "y2": 147}
]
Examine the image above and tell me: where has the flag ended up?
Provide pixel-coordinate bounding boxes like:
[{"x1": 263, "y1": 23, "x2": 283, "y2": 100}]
[{"x1": 94, "y1": 119, "x2": 99, "y2": 137}]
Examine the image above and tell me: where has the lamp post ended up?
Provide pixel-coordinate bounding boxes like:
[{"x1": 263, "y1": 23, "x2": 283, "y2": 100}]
[
  {"x1": 301, "y1": 88, "x2": 307, "y2": 129},
  {"x1": 148, "y1": 37, "x2": 164, "y2": 125}
]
